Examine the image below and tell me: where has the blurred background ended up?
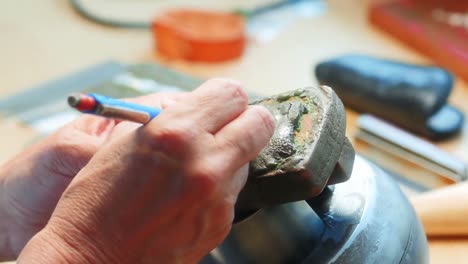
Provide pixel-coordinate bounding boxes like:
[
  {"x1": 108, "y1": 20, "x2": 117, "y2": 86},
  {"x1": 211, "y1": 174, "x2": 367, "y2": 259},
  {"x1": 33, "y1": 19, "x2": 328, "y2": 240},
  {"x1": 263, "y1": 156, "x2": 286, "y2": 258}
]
[{"x1": 1, "y1": 0, "x2": 468, "y2": 263}]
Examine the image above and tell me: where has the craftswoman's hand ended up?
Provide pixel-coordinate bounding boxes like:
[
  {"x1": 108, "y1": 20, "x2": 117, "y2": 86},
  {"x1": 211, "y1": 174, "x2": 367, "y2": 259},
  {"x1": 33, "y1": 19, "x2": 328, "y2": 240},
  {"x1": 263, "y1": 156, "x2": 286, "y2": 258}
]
[
  {"x1": 0, "y1": 91, "x2": 186, "y2": 261},
  {"x1": 18, "y1": 79, "x2": 275, "y2": 263}
]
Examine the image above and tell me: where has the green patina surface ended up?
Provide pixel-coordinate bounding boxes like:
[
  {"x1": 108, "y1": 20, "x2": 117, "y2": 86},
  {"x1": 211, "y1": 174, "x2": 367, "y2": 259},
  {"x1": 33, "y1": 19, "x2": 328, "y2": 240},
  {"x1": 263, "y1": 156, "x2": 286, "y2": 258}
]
[{"x1": 249, "y1": 88, "x2": 322, "y2": 177}]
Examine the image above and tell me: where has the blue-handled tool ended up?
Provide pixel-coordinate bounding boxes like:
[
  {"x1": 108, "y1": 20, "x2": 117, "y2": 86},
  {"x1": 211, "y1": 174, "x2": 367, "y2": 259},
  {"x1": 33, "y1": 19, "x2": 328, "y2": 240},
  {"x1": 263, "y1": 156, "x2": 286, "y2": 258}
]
[{"x1": 68, "y1": 93, "x2": 161, "y2": 124}]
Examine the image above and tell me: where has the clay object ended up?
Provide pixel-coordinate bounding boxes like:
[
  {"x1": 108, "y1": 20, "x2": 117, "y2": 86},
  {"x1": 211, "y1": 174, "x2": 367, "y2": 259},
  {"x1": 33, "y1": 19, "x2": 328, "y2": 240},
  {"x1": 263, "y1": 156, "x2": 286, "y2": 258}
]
[
  {"x1": 152, "y1": 9, "x2": 245, "y2": 62},
  {"x1": 315, "y1": 54, "x2": 464, "y2": 140},
  {"x1": 236, "y1": 86, "x2": 355, "y2": 211}
]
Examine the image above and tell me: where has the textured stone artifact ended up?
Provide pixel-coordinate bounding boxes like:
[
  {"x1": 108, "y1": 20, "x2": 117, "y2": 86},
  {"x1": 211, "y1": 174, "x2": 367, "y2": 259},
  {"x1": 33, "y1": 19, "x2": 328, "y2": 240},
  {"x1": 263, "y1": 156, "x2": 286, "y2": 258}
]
[{"x1": 236, "y1": 86, "x2": 355, "y2": 211}]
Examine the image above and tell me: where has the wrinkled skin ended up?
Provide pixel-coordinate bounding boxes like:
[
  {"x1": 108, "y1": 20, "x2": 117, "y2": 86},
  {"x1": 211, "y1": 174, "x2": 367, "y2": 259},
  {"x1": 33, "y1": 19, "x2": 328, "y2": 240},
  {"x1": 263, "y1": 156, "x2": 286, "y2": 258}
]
[{"x1": 0, "y1": 79, "x2": 275, "y2": 263}]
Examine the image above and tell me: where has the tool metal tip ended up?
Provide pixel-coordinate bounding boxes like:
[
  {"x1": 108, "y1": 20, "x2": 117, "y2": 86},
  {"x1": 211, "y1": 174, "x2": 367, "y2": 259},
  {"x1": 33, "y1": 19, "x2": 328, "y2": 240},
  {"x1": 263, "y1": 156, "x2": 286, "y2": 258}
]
[
  {"x1": 67, "y1": 94, "x2": 81, "y2": 107},
  {"x1": 67, "y1": 93, "x2": 96, "y2": 112}
]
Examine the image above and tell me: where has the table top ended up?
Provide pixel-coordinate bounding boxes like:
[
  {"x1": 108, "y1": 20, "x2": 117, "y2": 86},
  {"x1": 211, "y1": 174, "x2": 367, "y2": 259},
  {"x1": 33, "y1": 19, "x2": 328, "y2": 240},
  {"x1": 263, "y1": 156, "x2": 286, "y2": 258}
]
[{"x1": 1, "y1": 0, "x2": 468, "y2": 263}]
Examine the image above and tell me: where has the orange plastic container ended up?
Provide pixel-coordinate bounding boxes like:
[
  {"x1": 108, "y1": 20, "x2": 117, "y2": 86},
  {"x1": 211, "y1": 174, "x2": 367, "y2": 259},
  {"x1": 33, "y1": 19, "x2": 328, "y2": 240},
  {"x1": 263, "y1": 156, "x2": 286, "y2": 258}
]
[{"x1": 152, "y1": 9, "x2": 246, "y2": 62}]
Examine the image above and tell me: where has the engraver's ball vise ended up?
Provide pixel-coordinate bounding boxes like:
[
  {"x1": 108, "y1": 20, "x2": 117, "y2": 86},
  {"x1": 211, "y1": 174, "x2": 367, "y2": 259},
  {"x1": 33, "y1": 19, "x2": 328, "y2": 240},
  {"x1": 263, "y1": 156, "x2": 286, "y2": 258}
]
[{"x1": 201, "y1": 86, "x2": 429, "y2": 264}]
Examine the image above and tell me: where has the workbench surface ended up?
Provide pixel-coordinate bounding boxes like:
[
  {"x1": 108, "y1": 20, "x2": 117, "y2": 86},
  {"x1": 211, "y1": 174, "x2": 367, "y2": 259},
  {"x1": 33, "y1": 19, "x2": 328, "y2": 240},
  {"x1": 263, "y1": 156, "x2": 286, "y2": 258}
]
[{"x1": 1, "y1": 0, "x2": 467, "y2": 263}]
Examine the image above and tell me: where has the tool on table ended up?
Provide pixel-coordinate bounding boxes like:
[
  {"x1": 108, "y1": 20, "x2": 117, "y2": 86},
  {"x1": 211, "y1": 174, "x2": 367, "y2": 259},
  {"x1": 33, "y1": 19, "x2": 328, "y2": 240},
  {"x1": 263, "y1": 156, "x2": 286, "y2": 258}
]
[
  {"x1": 412, "y1": 182, "x2": 468, "y2": 237},
  {"x1": 68, "y1": 93, "x2": 161, "y2": 124},
  {"x1": 355, "y1": 114, "x2": 467, "y2": 193},
  {"x1": 314, "y1": 54, "x2": 465, "y2": 140}
]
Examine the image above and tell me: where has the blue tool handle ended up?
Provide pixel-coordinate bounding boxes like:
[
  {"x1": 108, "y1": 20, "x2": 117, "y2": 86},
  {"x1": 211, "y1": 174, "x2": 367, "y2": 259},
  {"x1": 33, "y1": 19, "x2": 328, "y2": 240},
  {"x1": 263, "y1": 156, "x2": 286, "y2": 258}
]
[{"x1": 88, "y1": 93, "x2": 162, "y2": 119}]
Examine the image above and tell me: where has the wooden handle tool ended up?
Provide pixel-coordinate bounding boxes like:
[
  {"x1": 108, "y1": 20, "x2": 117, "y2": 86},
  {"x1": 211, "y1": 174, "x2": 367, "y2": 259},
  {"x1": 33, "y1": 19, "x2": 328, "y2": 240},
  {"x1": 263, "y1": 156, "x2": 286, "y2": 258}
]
[{"x1": 411, "y1": 182, "x2": 468, "y2": 236}]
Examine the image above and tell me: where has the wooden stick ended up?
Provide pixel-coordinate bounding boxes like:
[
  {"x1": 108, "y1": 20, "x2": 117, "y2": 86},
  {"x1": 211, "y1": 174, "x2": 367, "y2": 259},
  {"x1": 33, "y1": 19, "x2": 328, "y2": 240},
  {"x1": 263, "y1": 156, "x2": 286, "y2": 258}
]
[{"x1": 411, "y1": 182, "x2": 468, "y2": 236}]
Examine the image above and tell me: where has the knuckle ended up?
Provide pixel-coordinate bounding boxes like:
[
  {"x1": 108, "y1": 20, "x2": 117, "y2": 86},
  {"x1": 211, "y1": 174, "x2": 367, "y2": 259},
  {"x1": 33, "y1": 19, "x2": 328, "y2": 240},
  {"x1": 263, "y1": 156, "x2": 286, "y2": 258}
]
[
  {"x1": 186, "y1": 162, "x2": 224, "y2": 198},
  {"x1": 143, "y1": 121, "x2": 197, "y2": 152},
  {"x1": 204, "y1": 78, "x2": 248, "y2": 104},
  {"x1": 224, "y1": 82, "x2": 248, "y2": 105},
  {"x1": 206, "y1": 78, "x2": 240, "y2": 88},
  {"x1": 145, "y1": 120, "x2": 196, "y2": 142}
]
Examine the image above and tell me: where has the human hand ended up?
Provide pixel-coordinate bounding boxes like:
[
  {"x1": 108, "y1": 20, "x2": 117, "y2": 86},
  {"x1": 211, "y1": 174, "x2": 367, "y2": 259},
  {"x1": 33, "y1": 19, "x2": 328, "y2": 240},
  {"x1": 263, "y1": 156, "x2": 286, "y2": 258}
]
[
  {"x1": 0, "y1": 92, "x2": 185, "y2": 260},
  {"x1": 18, "y1": 79, "x2": 275, "y2": 263}
]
